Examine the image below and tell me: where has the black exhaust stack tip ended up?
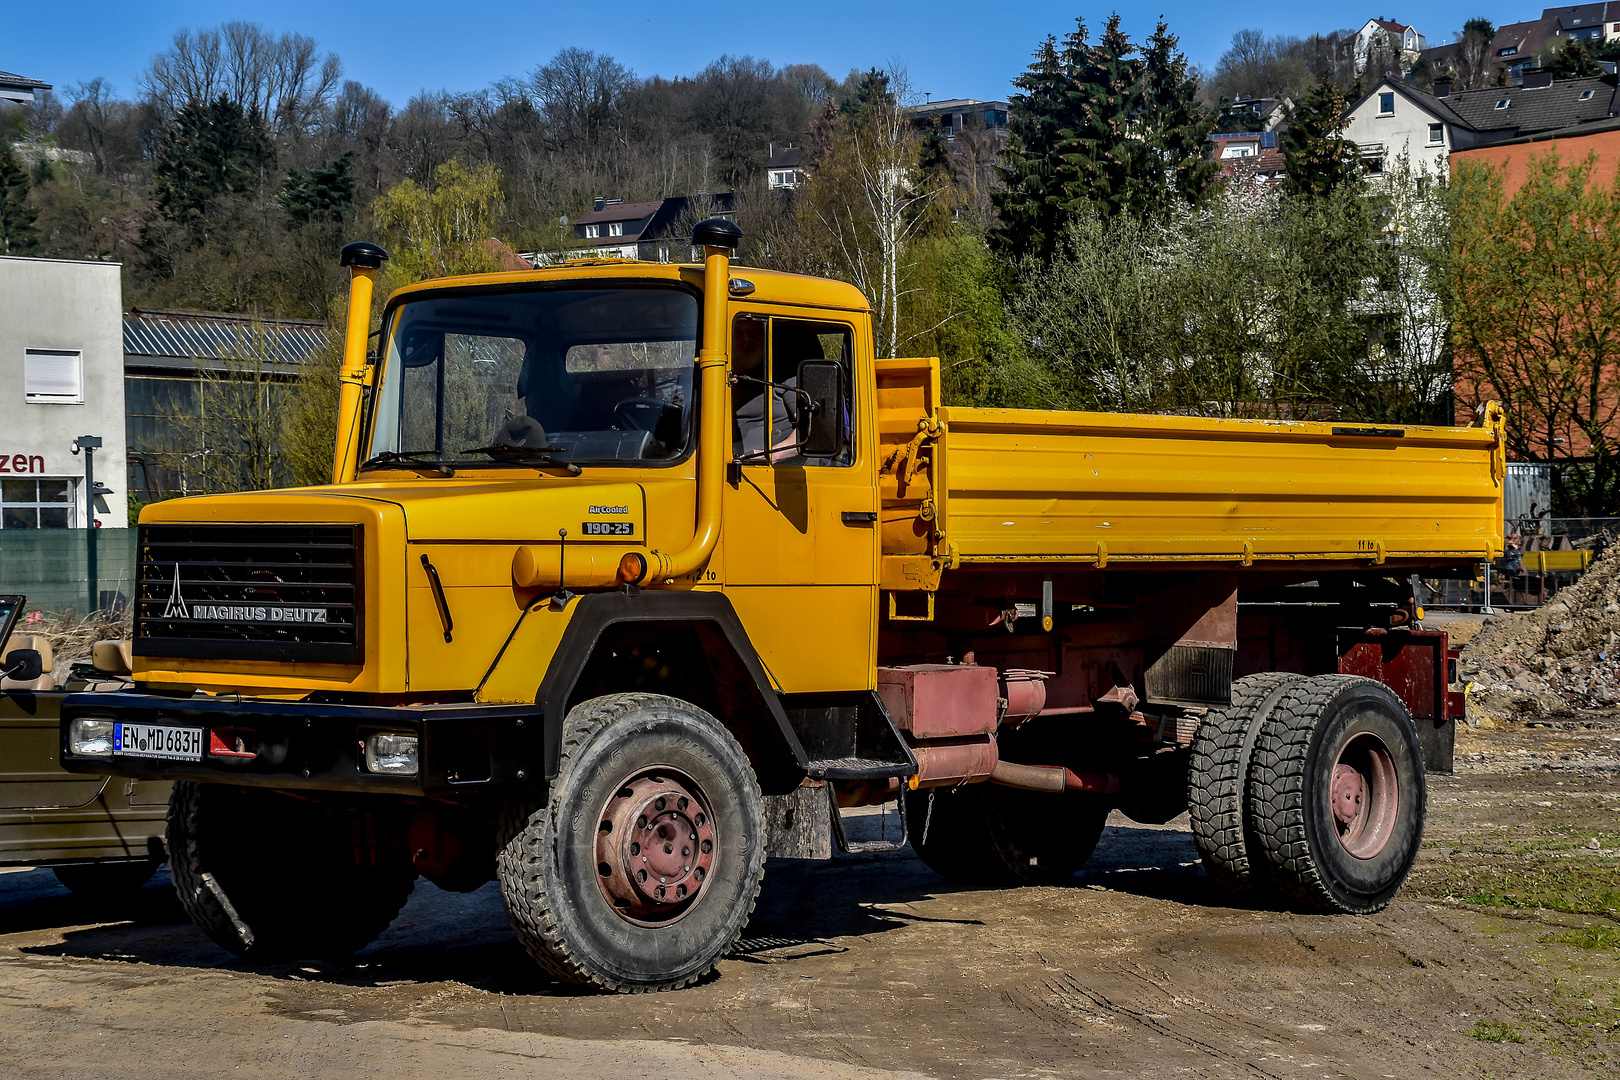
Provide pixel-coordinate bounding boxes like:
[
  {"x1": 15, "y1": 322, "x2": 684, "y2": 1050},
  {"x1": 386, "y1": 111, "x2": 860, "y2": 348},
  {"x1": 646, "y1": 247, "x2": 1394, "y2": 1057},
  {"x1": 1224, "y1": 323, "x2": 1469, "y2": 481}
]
[
  {"x1": 691, "y1": 218, "x2": 742, "y2": 252},
  {"x1": 340, "y1": 241, "x2": 390, "y2": 270}
]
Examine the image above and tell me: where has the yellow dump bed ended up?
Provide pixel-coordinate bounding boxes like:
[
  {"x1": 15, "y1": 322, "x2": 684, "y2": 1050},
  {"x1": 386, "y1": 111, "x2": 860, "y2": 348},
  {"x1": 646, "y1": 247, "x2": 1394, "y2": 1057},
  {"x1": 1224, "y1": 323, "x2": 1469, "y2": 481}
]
[{"x1": 877, "y1": 359, "x2": 1506, "y2": 573}]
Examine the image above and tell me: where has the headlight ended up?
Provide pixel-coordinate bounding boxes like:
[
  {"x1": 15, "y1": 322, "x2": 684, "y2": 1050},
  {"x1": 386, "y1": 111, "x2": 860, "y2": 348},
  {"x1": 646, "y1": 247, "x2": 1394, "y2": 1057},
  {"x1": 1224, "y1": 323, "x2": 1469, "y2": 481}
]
[
  {"x1": 364, "y1": 732, "x2": 418, "y2": 776},
  {"x1": 69, "y1": 718, "x2": 115, "y2": 757}
]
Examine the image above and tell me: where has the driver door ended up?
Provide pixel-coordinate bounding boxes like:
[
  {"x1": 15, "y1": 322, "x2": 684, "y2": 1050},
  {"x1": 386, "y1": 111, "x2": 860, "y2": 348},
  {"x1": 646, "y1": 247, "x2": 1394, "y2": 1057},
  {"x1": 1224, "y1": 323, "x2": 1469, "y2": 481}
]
[{"x1": 720, "y1": 309, "x2": 878, "y2": 694}]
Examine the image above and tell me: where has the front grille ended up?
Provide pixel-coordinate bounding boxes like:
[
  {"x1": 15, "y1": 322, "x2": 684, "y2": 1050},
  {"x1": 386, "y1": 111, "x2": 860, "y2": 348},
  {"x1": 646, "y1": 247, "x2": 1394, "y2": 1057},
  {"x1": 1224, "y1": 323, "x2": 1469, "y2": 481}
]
[{"x1": 134, "y1": 524, "x2": 362, "y2": 664}]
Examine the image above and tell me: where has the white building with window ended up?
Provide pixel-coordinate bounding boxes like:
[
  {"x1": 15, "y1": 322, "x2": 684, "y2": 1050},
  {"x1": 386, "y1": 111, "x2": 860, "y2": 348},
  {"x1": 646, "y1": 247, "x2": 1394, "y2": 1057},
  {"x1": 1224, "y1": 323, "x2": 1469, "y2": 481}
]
[
  {"x1": 1343, "y1": 81, "x2": 1456, "y2": 178},
  {"x1": 1344, "y1": 74, "x2": 1620, "y2": 179},
  {"x1": 0, "y1": 256, "x2": 128, "y2": 531}
]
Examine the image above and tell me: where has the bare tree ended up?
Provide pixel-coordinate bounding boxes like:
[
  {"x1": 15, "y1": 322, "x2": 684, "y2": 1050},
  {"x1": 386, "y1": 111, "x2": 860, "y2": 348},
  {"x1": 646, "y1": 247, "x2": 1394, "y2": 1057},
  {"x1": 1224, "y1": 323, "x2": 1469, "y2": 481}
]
[
  {"x1": 530, "y1": 47, "x2": 633, "y2": 153},
  {"x1": 1453, "y1": 19, "x2": 1497, "y2": 91},
  {"x1": 141, "y1": 22, "x2": 341, "y2": 138},
  {"x1": 810, "y1": 66, "x2": 932, "y2": 357}
]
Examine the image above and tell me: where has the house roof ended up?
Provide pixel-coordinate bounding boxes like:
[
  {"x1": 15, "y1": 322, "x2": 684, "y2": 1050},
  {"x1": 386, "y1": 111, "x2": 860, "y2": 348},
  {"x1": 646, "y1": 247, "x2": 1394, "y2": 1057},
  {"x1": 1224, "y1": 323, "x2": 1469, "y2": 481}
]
[
  {"x1": 1349, "y1": 78, "x2": 1470, "y2": 130},
  {"x1": 576, "y1": 200, "x2": 664, "y2": 226},
  {"x1": 0, "y1": 70, "x2": 50, "y2": 104},
  {"x1": 123, "y1": 309, "x2": 327, "y2": 372},
  {"x1": 907, "y1": 98, "x2": 1009, "y2": 118},
  {"x1": 570, "y1": 193, "x2": 738, "y2": 249},
  {"x1": 767, "y1": 146, "x2": 809, "y2": 169},
  {"x1": 1444, "y1": 74, "x2": 1618, "y2": 133},
  {"x1": 0, "y1": 70, "x2": 50, "y2": 90},
  {"x1": 1481, "y1": 110, "x2": 1620, "y2": 144},
  {"x1": 1371, "y1": 19, "x2": 1413, "y2": 33},
  {"x1": 1547, "y1": 4, "x2": 1612, "y2": 31},
  {"x1": 1209, "y1": 131, "x2": 1278, "y2": 147}
]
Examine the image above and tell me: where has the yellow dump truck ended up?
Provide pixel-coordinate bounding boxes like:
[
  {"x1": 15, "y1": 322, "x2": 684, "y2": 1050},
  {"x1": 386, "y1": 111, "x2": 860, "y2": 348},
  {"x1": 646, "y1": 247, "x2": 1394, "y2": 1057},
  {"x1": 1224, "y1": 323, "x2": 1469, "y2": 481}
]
[{"x1": 62, "y1": 222, "x2": 1506, "y2": 991}]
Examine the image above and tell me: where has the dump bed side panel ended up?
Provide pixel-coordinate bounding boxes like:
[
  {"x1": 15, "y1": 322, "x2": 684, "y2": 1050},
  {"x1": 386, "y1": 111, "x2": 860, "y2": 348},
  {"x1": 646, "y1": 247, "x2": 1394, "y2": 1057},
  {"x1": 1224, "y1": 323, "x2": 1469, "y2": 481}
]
[{"x1": 933, "y1": 406, "x2": 1505, "y2": 567}]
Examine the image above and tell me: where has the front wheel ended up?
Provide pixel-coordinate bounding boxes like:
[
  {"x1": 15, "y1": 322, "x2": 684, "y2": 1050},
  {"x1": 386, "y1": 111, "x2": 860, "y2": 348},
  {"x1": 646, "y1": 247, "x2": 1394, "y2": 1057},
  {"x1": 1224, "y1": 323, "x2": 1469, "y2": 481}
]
[
  {"x1": 1247, "y1": 675, "x2": 1426, "y2": 914},
  {"x1": 497, "y1": 693, "x2": 765, "y2": 992},
  {"x1": 167, "y1": 783, "x2": 417, "y2": 961}
]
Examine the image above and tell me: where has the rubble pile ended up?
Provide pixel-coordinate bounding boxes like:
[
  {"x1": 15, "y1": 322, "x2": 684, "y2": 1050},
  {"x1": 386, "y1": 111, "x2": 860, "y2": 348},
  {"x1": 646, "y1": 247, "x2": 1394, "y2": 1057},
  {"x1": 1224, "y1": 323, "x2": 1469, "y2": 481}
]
[{"x1": 1459, "y1": 544, "x2": 1620, "y2": 715}]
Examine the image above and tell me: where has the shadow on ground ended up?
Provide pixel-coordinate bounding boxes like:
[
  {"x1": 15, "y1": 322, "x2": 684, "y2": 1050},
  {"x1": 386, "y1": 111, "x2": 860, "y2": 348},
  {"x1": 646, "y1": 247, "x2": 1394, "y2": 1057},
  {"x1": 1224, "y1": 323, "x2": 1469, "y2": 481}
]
[{"x1": 9, "y1": 813, "x2": 1270, "y2": 995}]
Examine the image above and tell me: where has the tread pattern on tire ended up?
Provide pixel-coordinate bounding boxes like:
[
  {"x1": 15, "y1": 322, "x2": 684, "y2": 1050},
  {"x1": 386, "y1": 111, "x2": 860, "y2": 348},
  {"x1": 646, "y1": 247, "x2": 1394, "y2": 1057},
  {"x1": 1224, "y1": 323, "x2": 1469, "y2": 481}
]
[
  {"x1": 1187, "y1": 672, "x2": 1303, "y2": 896},
  {"x1": 496, "y1": 692, "x2": 765, "y2": 992},
  {"x1": 1247, "y1": 674, "x2": 1420, "y2": 914}
]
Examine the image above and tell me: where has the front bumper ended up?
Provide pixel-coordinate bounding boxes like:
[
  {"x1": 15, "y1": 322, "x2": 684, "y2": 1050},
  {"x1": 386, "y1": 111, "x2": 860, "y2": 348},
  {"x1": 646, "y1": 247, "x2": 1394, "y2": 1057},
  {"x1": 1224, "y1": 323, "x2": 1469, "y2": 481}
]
[{"x1": 60, "y1": 693, "x2": 542, "y2": 795}]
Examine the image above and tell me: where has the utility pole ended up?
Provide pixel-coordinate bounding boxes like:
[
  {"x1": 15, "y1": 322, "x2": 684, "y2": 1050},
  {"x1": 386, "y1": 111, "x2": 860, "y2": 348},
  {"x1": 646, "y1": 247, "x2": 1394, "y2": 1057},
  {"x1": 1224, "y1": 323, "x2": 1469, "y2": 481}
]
[{"x1": 71, "y1": 435, "x2": 103, "y2": 615}]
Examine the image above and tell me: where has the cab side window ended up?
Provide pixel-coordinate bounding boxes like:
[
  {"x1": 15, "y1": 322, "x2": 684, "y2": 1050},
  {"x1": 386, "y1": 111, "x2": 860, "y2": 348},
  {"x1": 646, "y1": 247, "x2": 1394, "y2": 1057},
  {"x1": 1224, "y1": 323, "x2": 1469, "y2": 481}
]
[{"x1": 730, "y1": 315, "x2": 854, "y2": 467}]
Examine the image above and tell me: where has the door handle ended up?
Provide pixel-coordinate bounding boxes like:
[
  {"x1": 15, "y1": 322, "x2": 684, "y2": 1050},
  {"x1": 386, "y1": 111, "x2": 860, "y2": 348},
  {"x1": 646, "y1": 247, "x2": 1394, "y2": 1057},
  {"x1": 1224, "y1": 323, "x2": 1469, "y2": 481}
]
[{"x1": 841, "y1": 511, "x2": 877, "y2": 525}]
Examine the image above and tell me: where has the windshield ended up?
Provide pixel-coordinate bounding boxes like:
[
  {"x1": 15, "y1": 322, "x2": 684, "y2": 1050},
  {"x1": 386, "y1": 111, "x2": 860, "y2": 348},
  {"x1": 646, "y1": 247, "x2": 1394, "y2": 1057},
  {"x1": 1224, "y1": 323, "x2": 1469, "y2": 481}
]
[{"x1": 365, "y1": 286, "x2": 699, "y2": 467}]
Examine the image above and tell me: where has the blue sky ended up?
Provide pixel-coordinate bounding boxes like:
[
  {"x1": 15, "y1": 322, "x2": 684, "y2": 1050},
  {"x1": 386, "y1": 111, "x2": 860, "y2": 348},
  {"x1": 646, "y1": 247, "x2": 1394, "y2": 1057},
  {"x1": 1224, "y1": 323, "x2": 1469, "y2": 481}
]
[{"x1": 11, "y1": 2, "x2": 1514, "y2": 106}]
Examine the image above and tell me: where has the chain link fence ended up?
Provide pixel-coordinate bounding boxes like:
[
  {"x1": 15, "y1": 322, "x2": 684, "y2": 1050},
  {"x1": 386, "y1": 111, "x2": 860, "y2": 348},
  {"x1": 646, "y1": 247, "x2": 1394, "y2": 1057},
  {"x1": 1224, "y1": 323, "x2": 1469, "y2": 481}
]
[
  {"x1": 1418, "y1": 518, "x2": 1620, "y2": 611},
  {"x1": 0, "y1": 530, "x2": 138, "y2": 617}
]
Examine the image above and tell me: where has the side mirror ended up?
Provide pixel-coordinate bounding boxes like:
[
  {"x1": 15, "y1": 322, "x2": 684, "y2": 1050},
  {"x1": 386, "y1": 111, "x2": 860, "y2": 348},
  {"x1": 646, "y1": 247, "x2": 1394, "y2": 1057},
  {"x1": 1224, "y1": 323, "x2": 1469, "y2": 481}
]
[
  {"x1": 796, "y1": 360, "x2": 845, "y2": 459},
  {"x1": 2, "y1": 649, "x2": 43, "y2": 683}
]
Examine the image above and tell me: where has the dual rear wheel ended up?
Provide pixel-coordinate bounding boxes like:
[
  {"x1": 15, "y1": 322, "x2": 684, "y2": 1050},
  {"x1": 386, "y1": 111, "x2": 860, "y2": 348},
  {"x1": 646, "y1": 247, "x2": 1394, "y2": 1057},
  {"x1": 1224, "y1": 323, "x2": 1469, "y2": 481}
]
[{"x1": 1189, "y1": 673, "x2": 1426, "y2": 913}]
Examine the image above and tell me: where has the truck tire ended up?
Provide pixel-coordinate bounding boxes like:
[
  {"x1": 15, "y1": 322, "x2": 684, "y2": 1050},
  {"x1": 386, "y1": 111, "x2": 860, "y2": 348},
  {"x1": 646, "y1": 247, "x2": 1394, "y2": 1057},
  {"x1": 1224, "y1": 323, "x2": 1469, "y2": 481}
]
[
  {"x1": 167, "y1": 782, "x2": 416, "y2": 961},
  {"x1": 496, "y1": 693, "x2": 765, "y2": 992},
  {"x1": 987, "y1": 788, "x2": 1110, "y2": 885},
  {"x1": 1187, "y1": 671, "x2": 1303, "y2": 897},
  {"x1": 906, "y1": 784, "x2": 1014, "y2": 885},
  {"x1": 1247, "y1": 675, "x2": 1427, "y2": 914},
  {"x1": 52, "y1": 859, "x2": 161, "y2": 897},
  {"x1": 907, "y1": 785, "x2": 1108, "y2": 886}
]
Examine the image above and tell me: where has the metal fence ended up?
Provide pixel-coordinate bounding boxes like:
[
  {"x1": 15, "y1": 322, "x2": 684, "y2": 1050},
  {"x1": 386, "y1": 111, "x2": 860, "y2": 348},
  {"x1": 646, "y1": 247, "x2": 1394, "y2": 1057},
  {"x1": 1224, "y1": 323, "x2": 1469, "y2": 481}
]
[
  {"x1": 0, "y1": 530, "x2": 138, "y2": 617},
  {"x1": 1419, "y1": 517, "x2": 1620, "y2": 611}
]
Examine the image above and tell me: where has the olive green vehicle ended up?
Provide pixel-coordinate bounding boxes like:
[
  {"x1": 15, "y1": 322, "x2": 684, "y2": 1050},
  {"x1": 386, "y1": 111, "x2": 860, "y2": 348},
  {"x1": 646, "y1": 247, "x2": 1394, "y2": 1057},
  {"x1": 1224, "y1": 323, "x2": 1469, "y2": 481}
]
[{"x1": 0, "y1": 595, "x2": 169, "y2": 894}]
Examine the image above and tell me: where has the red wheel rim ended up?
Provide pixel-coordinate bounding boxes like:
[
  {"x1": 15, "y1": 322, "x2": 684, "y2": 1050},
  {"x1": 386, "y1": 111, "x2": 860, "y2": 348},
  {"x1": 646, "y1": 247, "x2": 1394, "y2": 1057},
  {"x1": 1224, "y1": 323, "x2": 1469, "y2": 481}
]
[
  {"x1": 1328, "y1": 732, "x2": 1399, "y2": 860},
  {"x1": 594, "y1": 767, "x2": 717, "y2": 927}
]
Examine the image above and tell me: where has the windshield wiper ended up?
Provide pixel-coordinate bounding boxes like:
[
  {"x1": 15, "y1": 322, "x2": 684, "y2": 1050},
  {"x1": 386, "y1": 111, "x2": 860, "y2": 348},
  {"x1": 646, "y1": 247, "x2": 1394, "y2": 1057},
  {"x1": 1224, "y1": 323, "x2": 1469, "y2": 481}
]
[
  {"x1": 462, "y1": 444, "x2": 582, "y2": 475},
  {"x1": 360, "y1": 450, "x2": 455, "y2": 476}
]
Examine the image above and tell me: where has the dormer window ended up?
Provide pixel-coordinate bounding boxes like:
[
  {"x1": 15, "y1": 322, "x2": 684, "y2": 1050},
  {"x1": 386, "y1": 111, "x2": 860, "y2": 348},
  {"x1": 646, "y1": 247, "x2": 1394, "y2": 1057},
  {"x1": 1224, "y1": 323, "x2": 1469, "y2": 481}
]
[
  {"x1": 1581, "y1": 89, "x2": 1596, "y2": 101},
  {"x1": 584, "y1": 224, "x2": 600, "y2": 239},
  {"x1": 1499, "y1": 46, "x2": 1518, "y2": 55},
  {"x1": 1495, "y1": 99, "x2": 1510, "y2": 110},
  {"x1": 608, "y1": 222, "x2": 624, "y2": 237}
]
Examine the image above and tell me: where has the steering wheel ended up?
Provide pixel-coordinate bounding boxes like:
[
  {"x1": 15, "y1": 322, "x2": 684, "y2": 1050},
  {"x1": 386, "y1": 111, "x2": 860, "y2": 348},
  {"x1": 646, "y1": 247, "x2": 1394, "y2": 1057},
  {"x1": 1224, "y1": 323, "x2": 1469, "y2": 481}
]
[{"x1": 612, "y1": 397, "x2": 671, "y2": 433}]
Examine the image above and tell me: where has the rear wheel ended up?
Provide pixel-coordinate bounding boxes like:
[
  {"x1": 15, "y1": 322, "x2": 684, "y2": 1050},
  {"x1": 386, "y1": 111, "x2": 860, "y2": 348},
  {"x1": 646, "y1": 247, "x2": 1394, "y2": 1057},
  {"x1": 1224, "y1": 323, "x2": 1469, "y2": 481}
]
[
  {"x1": 1247, "y1": 675, "x2": 1426, "y2": 914},
  {"x1": 987, "y1": 787, "x2": 1109, "y2": 885},
  {"x1": 496, "y1": 693, "x2": 765, "y2": 992},
  {"x1": 1187, "y1": 672, "x2": 1303, "y2": 898},
  {"x1": 167, "y1": 782, "x2": 417, "y2": 961},
  {"x1": 907, "y1": 784, "x2": 1109, "y2": 886},
  {"x1": 907, "y1": 784, "x2": 1012, "y2": 885}
]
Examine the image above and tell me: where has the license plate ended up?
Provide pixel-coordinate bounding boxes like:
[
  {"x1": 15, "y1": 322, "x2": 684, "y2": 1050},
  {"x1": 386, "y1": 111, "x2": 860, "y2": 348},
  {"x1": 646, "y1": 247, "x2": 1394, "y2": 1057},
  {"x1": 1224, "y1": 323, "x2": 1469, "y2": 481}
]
[{"x1": 114, "y1": 723, "x2": 204, "y2": 762}]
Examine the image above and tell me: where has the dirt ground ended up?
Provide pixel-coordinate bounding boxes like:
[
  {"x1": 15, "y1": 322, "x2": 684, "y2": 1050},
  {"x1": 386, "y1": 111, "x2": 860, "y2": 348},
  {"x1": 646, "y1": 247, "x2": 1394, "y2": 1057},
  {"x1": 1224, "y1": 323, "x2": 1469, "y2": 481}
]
[{"x1": 1, "y1": 714, "x2": 1616, "y2": 1079}]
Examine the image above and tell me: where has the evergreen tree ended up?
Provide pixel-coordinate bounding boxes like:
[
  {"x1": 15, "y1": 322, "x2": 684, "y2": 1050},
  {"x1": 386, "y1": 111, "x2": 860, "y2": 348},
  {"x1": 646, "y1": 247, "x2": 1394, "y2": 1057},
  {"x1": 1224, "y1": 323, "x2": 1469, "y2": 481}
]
[
  {"x1": 280, "y1": 151, "x2": 356, "y2": 225},
  {"x1": 1548, "y1": 38, "x2": 1602, "y2": 79},
  {"x1": 994, "y1": 15, "x2": 1216, "y2": 260},
  {"x1": 152, "y1": 95, "x2": 272, "y2": 224},
  {"x1": 1058, "y1": 17, "x2": 1144, "y2": 220},
  {"x1": 1216, "y1": 98, "x2": 1268, "y2": 133},
  {"x1": 0, "y1": 142, "x2": 39, "y2": 255},
  {"x1": 1139, "y1": 21, "x2": 1220, "y2": 211},
  {"x1": 1281, "y1": 73, "x2": 1360, "y2": 200},
  {"x1": 992, "y1": 34, "x2": 1073, "y2": 260}
]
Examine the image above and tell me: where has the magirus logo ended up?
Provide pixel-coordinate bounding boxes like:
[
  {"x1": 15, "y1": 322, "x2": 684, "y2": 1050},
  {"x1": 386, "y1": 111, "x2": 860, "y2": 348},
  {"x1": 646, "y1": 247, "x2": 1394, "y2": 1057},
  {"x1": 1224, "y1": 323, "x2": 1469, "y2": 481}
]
[{"x1": 161, "y1": 563, "x2": 328, "y2": 624}]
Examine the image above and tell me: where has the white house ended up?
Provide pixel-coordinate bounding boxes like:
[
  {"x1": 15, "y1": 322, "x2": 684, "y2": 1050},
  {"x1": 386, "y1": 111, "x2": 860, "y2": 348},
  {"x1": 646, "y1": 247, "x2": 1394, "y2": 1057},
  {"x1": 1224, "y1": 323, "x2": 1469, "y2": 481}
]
[
  {"x1": 1344, "y1": 73, "x2": 1620, "y2": 179},
  {"x1": 1355, "y1": 19, "x2": 1429, "y2": 73},
  {"x1": 1342, "y1": 80, "x2": 1453, "y2": 178}
]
